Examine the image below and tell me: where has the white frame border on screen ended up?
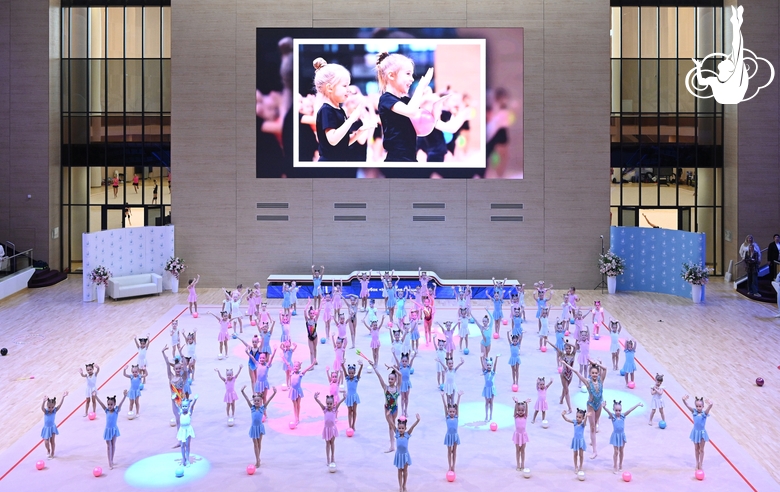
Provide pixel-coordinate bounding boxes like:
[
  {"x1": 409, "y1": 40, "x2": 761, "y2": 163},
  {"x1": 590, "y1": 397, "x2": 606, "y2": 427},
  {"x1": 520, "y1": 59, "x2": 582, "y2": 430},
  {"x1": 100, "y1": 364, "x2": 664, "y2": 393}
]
[{"x1": 292, "y1": 38, "x2": 487, "y2": 169}]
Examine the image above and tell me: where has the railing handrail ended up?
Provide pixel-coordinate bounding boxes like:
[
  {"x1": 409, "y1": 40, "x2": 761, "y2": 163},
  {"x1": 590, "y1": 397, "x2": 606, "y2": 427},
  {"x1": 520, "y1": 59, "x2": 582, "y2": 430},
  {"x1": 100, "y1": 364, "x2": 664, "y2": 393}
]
[
  {"x1": 730, "y1": 246, "x2": 773, "y2": 280},
  {"x1": 4, "y1": 248, "x2": 33, "y2": 261}
]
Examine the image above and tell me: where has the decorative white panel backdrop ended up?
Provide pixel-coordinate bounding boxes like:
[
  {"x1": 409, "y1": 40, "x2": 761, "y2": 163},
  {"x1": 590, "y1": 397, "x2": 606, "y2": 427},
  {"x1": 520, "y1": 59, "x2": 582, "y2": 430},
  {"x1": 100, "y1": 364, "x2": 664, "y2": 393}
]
[{"x1": 82, "y1": 226, "x2": 175, "y2": 302}]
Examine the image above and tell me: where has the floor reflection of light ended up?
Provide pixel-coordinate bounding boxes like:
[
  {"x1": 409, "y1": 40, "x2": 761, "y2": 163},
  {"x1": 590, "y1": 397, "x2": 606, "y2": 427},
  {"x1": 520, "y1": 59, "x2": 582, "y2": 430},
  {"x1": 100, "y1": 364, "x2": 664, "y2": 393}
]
[
  {"x1": 124, "y1": 452, "x2": 210, "y2": 488},
  {"x1": 457, "y1": 402, "x2": 515, "y2": 430}
]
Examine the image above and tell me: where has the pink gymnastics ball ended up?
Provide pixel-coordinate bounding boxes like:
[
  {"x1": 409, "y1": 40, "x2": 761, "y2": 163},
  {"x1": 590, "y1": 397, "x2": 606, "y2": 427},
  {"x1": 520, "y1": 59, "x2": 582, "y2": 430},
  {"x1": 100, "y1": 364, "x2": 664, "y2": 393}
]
[
  {"x1": 622, "y1": 471, "x2": 632, "y2": 482},
  {"x1": 695, "y1": 470, "x2": 705, "y2": 481},
  {"x1": 251, "y1": 320, "x2": 257, "y2": 326},
  {"x1": 565, "y1": 331, "x2": 570, "y2": 336},
  {"x1": 627, "y1": 381, "x2": 636, "y2": 389},
  {"x1": 289, "y1": 421, "x2": 296, "y2": 429},
  {"x1": 490, "y1": 422, "x2": 498, "y2": 431},
  {"x1": 93, "y1": 467, "x2": 102, "y2": 477},
  {"x1": 492, "y1": 332, "x2": 499, "y2": 339},
  {"x1": 446, "y1": 470, "x2": 456, "y2": 482},
  {"x1": 387, "y1": 322, "x2": 393, "y2": 328},
  {"x1": 192, "y1": 312, "x2": 199, "y2": 318},
  {"x1": 541, "y1": 346, "x2": 547, "y2": 353},
  {"x1": 246, "y1": 464, "x2": 256, "y2": 475},
  {"x1": 411, "y1": 109, "x2": 435, "y2": 136},
  {"x1": 35, "y1": 460, "x2": 45, "y2": 471},
  {"x1": 346, "y1": 428, "x2": 354, "y2": 437},
  {"x1": 512, "y1": 384, "x2": 518, "y2": 392},
  {"x1": 88, "y1": 412, "x2": 96, "y2": 420},
  {"x1": 502, "y1": 319, "x2": 508, "y2": 325},
  {"x1": 557, "y1": 366, "x2": 562, "y2": 374}
]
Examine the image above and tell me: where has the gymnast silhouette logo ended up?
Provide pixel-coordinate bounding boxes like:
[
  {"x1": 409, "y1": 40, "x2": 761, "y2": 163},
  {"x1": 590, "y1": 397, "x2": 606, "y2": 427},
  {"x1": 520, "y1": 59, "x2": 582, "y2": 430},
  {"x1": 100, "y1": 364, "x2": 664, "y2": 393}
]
[{"x1": 685, "y1": 5, "x2": 774, "y2": 104}]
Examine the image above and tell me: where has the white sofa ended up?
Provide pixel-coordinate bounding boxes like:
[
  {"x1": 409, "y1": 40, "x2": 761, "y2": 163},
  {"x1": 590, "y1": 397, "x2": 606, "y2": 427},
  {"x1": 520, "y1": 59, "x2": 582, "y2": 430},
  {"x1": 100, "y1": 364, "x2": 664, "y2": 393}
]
[{"x1": 107, "y1": 273, "x2": 163, "y2": 300}]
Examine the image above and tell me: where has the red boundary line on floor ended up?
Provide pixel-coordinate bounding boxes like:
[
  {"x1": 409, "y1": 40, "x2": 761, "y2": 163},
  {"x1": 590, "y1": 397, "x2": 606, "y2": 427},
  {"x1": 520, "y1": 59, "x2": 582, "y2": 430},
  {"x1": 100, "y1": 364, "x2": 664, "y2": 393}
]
[
  {"x1": 616, "y1": 335, "x2": 758, "y2": 492},
  {"x1": 0, "y1": 307, "x2": 187, "y2": 482}
]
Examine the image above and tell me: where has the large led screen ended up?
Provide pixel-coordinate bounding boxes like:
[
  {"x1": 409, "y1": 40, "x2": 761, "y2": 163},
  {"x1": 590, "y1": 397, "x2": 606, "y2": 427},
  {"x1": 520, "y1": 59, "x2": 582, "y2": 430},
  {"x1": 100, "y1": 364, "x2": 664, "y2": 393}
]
[{"x1": 256, "y1": 28, "x2": 523, "y2": 179}]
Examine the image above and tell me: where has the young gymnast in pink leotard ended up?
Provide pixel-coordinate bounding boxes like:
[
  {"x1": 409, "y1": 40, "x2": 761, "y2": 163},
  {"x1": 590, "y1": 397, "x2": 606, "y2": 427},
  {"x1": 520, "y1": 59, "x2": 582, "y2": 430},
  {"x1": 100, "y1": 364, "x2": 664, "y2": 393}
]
[
  {"x1": 358, "y1": 270, "x2": 372, "y2": 311},
  {"x1": 512, "y1": 397, "x2": 532, "y2": 470},
  {"x1": 314, "y1": 392, "x2": 344, "y2": 467},
  {"x1": 207, "y1": 311, "x2": 232, "y2": 359},
  {"x1": 215, "y1": 365, "x2": 243, "y2": 421},
  {"x1": 531, "y1": 377, "x2": 554, "y2": 424},
  {"x1": 187, "y1": 274, "x2": 200, "y2": 315},
  {"x1": 364, "y1": 314, "x2": 386, "y2": 366}
]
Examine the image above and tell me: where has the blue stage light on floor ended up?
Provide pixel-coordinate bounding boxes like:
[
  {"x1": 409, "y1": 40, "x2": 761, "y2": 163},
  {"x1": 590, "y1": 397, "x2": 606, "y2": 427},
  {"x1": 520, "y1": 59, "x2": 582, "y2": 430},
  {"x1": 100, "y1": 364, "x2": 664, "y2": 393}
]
[
  {"x1": 125, "y1": 453, "x2": 210, "y2": 488},
  {"x1": 456, "y1": 402, "x2": 515, "y2": 430}
]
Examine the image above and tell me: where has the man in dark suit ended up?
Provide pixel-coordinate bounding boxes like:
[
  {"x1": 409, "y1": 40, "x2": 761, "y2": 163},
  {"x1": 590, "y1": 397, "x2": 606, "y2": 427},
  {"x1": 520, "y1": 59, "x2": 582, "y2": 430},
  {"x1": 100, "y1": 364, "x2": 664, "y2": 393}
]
[{"x1": 768, "y1": 234, "x2": 780, "y2": 279}]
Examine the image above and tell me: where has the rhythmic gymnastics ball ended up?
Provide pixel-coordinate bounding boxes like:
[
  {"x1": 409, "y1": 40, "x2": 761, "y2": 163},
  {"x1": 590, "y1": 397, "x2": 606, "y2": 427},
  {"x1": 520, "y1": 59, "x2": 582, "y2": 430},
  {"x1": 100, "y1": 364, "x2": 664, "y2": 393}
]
[
  {"x1": 756, "y1": 377, "x2": 765, "y2": 387},
  {"x1": 411, "y1": 109, "x2": 435, "y2": 136},
  {"x1": 410, "y1": 368, "x2": 415, "y2": 375},
  {"x1": 463, "y1": 348, "x2": 470, "y2": 355},
  {"x1": 580, "y1": 386, "x2": 588, "y2": 394},
  {"x1": 522, "y1": 468, "x2": 531, "y2": 478},
  {"x1": 170, "y1": 418, "x2": 177, "y2": 426},
  {"x1": 659, "y1": 420, "x2": 667, "y2": 429},
  {"x1": 627, "y1": 381, "x2": 636, "y2": 389},
  {"x1": 329, "y1": 462, "x2": 337, "y2": 473},
  {"x1": 127, "y1": 411, "x2": 135, "y2": 419},
  {"x1": 228, "y1": 418, "x2": 234, "y2": 427},
  {"x1": 564, "y1": 331, "x2": 570, "y2": 336},
  {"x1": 88, "y1": 412, "x2": 96, "y2": 420},
  {"x1": 346, "y1": 428, "x2": 354, "y2": 437},
  {"x1": 439, "y1": 384, "x2": 444, "y2": 391},
  {"x1": 502, "y1": 319, "x2": 508, "y2": 326},
  {"x1": 446, "y1": 470, "x2": 456, "y2": 482},
  {"x1": 35, "y1": 460, "x2": 45, "y2": 470},
  {"x1": 232, "y1": 334, "x2": 237, "y2": 339},
  {"x1": 619, "y1": 370, "x2": 626, "y2": 376},
  {"x1": 218, "y1": 354, "x2": 224, "y2": 360},
  {"x1": 320, "y1": 337, "x2": 327, "y2": 344},
  {"x1": 594, "y1": 334, "x2": 600, "y2": 340},
  {"x1": 0, "y1": 347, "x2": 7, "y2": 356},
  {"x1": 139, "y1": 383, "x2": 144, "y2": 391},
  {"x1": 175, "y1": 467, "x2": 184, "y2": 478},
  {"x1": 192, "y1": 312, "x2": 199, "y2": 318},
  {"x1": 512, "y1": 384, "x2": 518, "y2": 392},
  {"x1": 557, "y1": 366, "x2": 562, "y2": 374},
  {"x1": 577, "y1": 471, "x2": 585, "y2": 481},
  {"x1": 541, "y1": 346, "x2": 547, "y2": 353},
  {"x1": 490, "y1": 422, "x2": 498, "y2": 431},
  {"x1": 695, "y1": 470, "x2": 705, "y2": 480},
  {"x1": 93, "y1": 467, "x2": 103, "y2": 477},
  {"x1": 387, "y1": 322, "x2": 393, "y2": 328},
  {"x1": 251, "y1": 320, "x2": 256, "y2": 326},
  {"x1": 541, "y1": 420, "x2": 549, "y2": 429},
  {"x1": 493, "y1": 332, "x2": 500, "y2": 339},
  {"x1": 469, "y1": 318, "x2": 476, "y2": 324},
  {"x1": 622, "y1": 471, "x2": 632, "y2": 482},
  {"x1": 246, "y1": 464, "x2": 256, "y2": 475},
  {"x1": 289, "y1": 421, "x2": 297, "y2": 429}
]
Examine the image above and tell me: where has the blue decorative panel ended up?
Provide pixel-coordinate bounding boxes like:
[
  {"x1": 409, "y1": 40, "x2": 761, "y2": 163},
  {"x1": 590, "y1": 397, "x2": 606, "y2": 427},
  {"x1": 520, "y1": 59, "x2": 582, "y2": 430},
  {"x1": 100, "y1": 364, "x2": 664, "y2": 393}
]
[{"x1": 610, "y1": 226, "x2": 706, "y2": 299}]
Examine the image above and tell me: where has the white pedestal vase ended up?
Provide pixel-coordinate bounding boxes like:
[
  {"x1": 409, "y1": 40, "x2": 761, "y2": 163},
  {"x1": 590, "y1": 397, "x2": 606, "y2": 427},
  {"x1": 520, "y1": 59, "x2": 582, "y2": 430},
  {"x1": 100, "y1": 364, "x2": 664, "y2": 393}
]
[
  {"x1": 170, "y1": 276, "x2": 179, "y2": 293},
  {"x1": 96, "y1": 283, "x2": 106, "y2": 303},
  {"x1": 691, "y1": 284, "x2": 702, "y2": 304},
  {"x1": 607, "y1": 276, "x2": 617, "y2": 294}
]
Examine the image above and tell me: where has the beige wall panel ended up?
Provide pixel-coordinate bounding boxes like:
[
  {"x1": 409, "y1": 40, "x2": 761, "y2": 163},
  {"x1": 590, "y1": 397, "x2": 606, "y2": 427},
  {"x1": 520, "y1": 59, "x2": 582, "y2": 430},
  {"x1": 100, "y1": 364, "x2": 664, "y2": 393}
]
[
  {"x1": 173, "y1": 1, "x2": 238, "y2": 286},
  {"x1": 48, "y1": 0, "x2": 61, "y2": 270},
  {"x1": 390, "y1": 0, "x2": 467, "y2": 27},
  {"x1": 388, "y1": 179, "x2": 467, "y2": 277},
  {"x1": 736, "y1": 2, "x2": 779, "y2": 250},
  {"x1": 466, "y1": 0, "x2": 529, "y2": 26},
  {"x1": 465, "y1": 179, "x2": 543, "y2": 282},
  {"x1": 542, "y1": 0, "x2": 610, "y2": 286},
  {"x1": 722, "y1": 0, "x2": 739, "y2": 269},
  {"x1": 312, "y1": 0, "x2": 389, "y2": 23},
  {"x1": 237, "y1": 180, "x2": 314, "y2": 282},
  {"x1": 311, "y1": 179, "x2": 390, "y2": 274},
  {"x1": 0, "y1": 0, "x2": 10, "y2": 246},
  {"x1": 7, "y1": 0, "x2": 52, "y2": 260}
]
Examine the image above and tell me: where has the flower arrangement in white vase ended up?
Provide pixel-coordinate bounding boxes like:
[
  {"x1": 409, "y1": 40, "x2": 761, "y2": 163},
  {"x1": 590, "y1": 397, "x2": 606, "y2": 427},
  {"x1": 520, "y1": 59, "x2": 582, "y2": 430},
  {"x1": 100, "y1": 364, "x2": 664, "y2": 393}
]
[
  {"x1": 88, "y1": 265, "x2": 112, "y2": 303},
  {"x1": 598, "y1": 250, "x2": 625, "y2": 294},
  {"x1": 164, "y1": 256, "x2": 186, "y2": 293},
  {"x1": 681, "y1": 261, "x2": 709, "y2": 303}
]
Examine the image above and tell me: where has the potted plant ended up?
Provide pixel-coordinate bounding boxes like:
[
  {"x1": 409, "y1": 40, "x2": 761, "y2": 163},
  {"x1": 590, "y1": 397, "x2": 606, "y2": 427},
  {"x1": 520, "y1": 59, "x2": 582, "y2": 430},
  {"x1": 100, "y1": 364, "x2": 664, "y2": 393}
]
[
  {"x1": 681, "y1": 261, "x2": 709, "y2": 303},
  {"x1": 88, "y1": 265, "x2": 112, "y2": 303},
  {"x1": 164, "y1": 256, "x2": 186, "y2": 293},
  {"x1": 599, "y1": 250, "x2": 625, "y2": 294}
]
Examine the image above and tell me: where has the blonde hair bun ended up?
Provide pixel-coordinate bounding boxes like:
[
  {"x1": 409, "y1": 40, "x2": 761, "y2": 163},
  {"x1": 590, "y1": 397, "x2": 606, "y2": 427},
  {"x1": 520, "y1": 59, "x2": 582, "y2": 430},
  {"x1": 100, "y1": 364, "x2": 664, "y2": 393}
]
[{"x1": 313, "y1": 57, "x2": 328, "y2": 71}]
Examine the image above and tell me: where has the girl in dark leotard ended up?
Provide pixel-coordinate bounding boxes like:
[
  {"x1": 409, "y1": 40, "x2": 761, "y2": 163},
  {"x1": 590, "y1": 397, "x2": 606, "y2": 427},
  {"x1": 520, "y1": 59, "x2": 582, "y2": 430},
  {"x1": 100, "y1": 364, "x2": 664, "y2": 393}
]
[
  {"x1": 368, "y1": 364, "x2": 400, "y2": 453},
  {"x1": 562, "y1": 359, "x2": 608, "y2": 460},
  {"x1": 304, "y1": 299, "x2": 321, "y2": 366}
]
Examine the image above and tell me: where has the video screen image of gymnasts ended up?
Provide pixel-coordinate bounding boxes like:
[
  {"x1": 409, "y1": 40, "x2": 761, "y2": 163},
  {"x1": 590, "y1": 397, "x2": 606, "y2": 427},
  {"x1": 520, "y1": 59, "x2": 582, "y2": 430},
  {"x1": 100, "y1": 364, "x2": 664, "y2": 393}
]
[{"x1": 256, "y1": 28, "x2": 523, "y2": 179}]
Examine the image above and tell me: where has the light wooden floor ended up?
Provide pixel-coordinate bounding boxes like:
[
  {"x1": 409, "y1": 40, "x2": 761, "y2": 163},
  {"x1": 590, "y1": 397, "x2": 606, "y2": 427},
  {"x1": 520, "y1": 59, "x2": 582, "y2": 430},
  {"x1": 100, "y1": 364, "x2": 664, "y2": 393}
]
[{"x1": 0, "y1": 278, "x2": 778, "y2": 487}]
